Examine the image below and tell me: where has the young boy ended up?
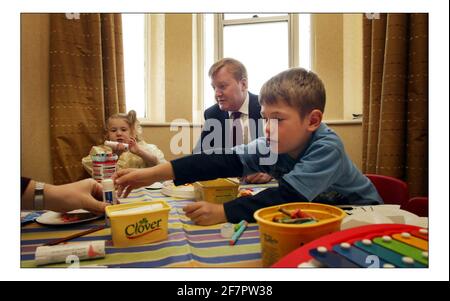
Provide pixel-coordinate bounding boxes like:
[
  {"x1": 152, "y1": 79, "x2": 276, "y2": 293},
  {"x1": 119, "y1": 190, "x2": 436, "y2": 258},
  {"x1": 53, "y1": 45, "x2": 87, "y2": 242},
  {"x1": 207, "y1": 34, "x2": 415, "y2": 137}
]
[{"x1": 113, "y1": 68, "x2": 382, "y2": 225}]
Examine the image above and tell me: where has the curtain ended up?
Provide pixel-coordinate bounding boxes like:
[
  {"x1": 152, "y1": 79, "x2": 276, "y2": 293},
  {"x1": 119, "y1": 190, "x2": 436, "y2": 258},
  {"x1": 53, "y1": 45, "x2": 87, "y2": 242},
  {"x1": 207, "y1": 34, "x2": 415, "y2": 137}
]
[
  {"x1": 362, "y1": 13, "x2": 428, "y2": 197},
  {"x1": 49, "y1": 14, "x2": 126, "y2": 184}
]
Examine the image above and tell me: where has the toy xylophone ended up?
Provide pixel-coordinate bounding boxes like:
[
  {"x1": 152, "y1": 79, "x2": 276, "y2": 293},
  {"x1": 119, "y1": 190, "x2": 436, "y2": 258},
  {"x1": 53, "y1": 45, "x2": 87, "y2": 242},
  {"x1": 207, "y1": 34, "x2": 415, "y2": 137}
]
[{"x1": 272, "y1": 224, "x2": 428, "y2": 268}]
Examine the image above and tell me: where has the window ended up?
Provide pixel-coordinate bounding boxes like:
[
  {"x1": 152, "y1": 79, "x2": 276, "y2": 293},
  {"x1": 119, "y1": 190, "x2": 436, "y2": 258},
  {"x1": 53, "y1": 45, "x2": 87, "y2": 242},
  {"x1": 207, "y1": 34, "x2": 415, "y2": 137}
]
[
  {"x1": 122, "y1": 14, "x2": 145, "y2": 118},
  {"x1": 222, "y1": 16, "x2": 289, "y2": 98},
  {"x1": 224, "y1": 14, "x2": 287, "y2": 20},
  {"x1": 202, "y1": 13, "x2": 311, "y2": 111},
  {"x1": 121, "y1": 13, "x2": 312, "y2": 122},
  {"x1": 298, "y1": 14, "x2": 311, "y2": 71}
]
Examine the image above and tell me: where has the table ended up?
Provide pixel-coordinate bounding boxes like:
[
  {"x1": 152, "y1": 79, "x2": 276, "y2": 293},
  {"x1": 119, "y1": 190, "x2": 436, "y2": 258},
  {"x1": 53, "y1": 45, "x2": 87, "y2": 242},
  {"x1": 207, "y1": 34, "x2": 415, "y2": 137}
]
[{"x1": 21, "y1": 182, "x2": 278, "y2": 268}]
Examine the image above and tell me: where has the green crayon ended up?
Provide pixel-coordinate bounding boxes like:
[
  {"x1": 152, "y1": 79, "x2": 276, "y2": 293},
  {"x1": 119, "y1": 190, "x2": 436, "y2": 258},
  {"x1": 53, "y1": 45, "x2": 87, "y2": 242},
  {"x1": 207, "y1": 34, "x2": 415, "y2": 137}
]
[
  {"x1": 230, "y1": 221, "x2": 248, "y2": 245},
  {"x1": 234, "y1": 220, "x2": 245, "y2": 231}
]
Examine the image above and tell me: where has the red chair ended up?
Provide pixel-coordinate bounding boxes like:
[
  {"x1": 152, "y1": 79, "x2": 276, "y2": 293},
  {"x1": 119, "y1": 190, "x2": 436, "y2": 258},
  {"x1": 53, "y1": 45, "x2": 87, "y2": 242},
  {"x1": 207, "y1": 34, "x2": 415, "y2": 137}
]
[
  {"x1": 401, "y1": 197, "x2": 428, "y2": 217},
  {"x1": 365, "y1": 174, "x2": 409, "y2": 207}
]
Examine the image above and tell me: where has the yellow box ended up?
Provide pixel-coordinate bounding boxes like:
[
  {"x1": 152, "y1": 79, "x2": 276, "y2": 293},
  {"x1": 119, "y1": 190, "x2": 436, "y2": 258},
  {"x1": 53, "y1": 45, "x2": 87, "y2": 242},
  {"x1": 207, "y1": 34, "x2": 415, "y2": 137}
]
[
  {"x1": 105, "y1": 201, "x2": 170, "y2": 247},
  {"x1": 254, "y1": 202, "x2": 346, "y2": 267},
  {"x1": 193, "y1": 178, "x2": 239, "y2": 204}
]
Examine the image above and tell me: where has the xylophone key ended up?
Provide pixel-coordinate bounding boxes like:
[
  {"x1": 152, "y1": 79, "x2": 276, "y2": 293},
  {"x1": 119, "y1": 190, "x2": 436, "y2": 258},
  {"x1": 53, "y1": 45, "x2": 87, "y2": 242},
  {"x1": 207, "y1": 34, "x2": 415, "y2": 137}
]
[
  {"x1": 333, "y1": 243, "x2": 389, "y2": 268},
  {"x1": 354, "y1": 240, "x2": 426, "y2": 268},
  {"x1": 373, "y1": 237, "x2": 428, "y2": 266},
  {"x1": 392, "y1": 233, "x2": 428, "y2": 251},
  {"x1": 309, "y1": 246, "x2": 360, "y2": 268},
  {"x1": 297, "y1": 259, "x2": 324, "y2": 268}
]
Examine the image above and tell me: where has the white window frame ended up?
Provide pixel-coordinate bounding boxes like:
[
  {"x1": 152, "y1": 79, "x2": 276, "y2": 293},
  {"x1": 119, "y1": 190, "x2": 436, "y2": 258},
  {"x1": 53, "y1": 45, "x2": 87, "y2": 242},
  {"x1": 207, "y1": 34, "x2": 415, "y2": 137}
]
[
  {"x1": 128, "y1": 14, "x2": 361, "y2": 124},
  {"x1": 140, "y1": 13, "x2": 311, "y2": 125},
  {"x1": 192, "y1": 14, "x2": 204, "y2": 125},
  {"x1": 215, "y1": 14, "x2": 299, "y2": 67},
  {"x1": 193, "y1": 13, "x2": 306, "y2": 122},
  {"x1": 141, "y1": 13, "x2": 203, "y2": 125},
  {"x1": 142, "y1": 14, "x2": 166, "y2": 124}
]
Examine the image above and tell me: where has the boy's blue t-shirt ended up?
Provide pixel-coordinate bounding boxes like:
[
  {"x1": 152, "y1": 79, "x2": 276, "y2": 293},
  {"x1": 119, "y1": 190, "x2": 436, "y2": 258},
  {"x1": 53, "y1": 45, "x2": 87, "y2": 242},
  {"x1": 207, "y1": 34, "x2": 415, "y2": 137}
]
[{"x1": 233, "y1": 123, "x2": 383, "y2": 205}]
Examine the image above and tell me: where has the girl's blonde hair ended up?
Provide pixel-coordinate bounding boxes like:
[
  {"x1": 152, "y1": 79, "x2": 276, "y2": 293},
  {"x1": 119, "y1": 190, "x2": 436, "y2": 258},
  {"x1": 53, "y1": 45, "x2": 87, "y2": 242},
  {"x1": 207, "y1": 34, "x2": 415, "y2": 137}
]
[{"x1": 106, "y1": 110, "x2": 142, "y2": 141}]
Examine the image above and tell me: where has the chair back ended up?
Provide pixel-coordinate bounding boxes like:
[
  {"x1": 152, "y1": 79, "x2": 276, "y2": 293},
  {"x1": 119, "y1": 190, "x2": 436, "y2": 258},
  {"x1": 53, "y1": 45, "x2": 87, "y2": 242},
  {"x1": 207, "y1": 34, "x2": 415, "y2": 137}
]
[
  {"x1": 365, "y1": 174, "x2": 409, "y2": 207},
  {"x1": 401, "y1": 197, "x2": 428, "y2": 217}
]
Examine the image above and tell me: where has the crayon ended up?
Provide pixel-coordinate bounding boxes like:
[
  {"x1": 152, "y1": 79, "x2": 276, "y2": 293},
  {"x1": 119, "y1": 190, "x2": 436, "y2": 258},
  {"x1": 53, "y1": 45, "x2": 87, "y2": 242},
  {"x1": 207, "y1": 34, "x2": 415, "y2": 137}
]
[
  {"x1": 280, "y1": 217, "x2": 316, "y2": 224},
  {"x1": 230, "y1": 221, "x2": 248, "y2": 245},
  {"x1": 278, "y1": 207, "x2": 292, "y2": 217},
  {"x1": 234, "y1": 220, "x2": 245, "y2": 231},
  {"x1": 278, "y1": 207, "x2": 315, "y2": 219}
]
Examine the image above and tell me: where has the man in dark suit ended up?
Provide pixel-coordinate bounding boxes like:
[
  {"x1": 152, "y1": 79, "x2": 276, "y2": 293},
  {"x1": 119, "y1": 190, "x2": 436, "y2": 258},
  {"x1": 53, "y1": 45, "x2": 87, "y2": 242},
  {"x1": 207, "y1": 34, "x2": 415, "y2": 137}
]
[{"x1": 193, "y1": 58, "x2": 271, "y2": 184}]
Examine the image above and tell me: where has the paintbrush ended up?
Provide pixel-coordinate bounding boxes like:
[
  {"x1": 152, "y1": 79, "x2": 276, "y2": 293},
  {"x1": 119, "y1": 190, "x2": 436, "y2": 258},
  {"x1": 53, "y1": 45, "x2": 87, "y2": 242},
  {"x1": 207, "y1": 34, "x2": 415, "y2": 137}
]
[{"x1": 43, "y1": 225, "x2": 106, "y2": 246}]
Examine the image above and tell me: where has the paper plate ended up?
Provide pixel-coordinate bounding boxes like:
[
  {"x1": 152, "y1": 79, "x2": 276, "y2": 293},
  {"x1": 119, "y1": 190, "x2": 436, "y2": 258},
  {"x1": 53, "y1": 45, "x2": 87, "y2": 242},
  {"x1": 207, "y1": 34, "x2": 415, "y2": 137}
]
[
  {"x1": 36, "y1": 209, "x2": 103, "y2": 226},
  {"x1": 161, "y1": 181, "x2": 195, "y2": 199}
]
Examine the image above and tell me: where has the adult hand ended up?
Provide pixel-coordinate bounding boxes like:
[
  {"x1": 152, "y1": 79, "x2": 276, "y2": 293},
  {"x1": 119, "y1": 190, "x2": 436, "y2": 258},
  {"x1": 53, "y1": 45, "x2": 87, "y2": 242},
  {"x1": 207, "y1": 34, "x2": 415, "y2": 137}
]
[
  {"x1": 45, "y1": 179, "x2": 107, "y2": 214},
  {"x1": 113, "y1": 168, "x2": 153, "y2": 197},
  {"x1": 242, "y1": 172, "x2": 272, "y2": 184},
  {"x1": 183, "y1": 201, "x2": 227, "y2": 226}
]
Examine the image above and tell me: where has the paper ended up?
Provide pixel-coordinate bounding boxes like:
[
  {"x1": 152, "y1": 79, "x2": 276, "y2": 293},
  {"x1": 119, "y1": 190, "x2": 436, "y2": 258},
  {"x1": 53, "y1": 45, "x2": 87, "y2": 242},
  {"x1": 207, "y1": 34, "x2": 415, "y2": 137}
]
[
  {"x1": 340, "y1": 205, "x2": 428, "y2": 230},
  {"x1": 35, "y1": 240, "x2": 105, "y2": 266}
]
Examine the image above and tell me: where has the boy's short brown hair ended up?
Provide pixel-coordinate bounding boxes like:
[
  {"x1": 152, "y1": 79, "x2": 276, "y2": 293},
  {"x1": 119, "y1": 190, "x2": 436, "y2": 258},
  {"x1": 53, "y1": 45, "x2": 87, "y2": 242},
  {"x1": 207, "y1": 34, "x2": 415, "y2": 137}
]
[
  {"x1": 259, "y1": 68, "x2": 326, "y2": 117},
  {"x1": 208, "y1": 58, "x2": 248, "y2": 82}
]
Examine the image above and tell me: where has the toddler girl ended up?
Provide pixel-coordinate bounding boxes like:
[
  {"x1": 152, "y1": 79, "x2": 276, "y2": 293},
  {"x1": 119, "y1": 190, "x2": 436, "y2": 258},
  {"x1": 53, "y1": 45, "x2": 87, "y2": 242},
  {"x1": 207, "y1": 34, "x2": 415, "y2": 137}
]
[{"x1": 82, "y1": 110, "x2": 166, "y2": 176}]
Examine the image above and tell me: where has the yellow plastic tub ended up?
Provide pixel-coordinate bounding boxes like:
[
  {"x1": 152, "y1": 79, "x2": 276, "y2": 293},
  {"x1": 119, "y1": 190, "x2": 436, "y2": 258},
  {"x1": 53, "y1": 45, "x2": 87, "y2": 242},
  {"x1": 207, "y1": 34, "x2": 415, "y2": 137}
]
[
  {"x1": 254, "y1": 202, "x2": 346, "y2": 267},
  {"x1": 193, "y1": 178, "x2": 239, "y2": 204},
  {"x1": 105, "y1": 201, "x2": 170, "y2": 247}
]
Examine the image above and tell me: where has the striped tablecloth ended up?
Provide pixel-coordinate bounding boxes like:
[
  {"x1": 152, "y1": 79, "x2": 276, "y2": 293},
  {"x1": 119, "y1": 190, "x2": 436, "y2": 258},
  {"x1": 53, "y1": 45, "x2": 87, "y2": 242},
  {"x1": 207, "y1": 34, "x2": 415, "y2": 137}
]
[{"x1": 21, "y1": 182, "x2": 277, "y2": 268}]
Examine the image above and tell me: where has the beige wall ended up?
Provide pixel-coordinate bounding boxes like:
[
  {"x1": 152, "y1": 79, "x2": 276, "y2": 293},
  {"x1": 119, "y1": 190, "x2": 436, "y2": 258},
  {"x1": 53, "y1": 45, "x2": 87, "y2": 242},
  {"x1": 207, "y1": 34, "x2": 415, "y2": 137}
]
[
  {"x1": 312, "y1": 14, "x2": 343, "y2": 120},
  {"x1": 329, "y1": 123, "x2": 363, "y2": 169},
  {"x1": 343, "y1": 14, "x2": 363, "y2": 119},
  {"x1": 312, "y1": 14, "x2": 363, "y2": 120},
  {"x1": 21, "y1": 14, "x2": 52, "y2": 183},
  {"x1": 21, "y1": 13, "x2": 364, "y2": 183},
  {"x1": 165, "y1": 14, "x2": 193, "y2": 122},
  {"x1": 141, "y1": 125, "x2": 200, "y2": 161}
]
